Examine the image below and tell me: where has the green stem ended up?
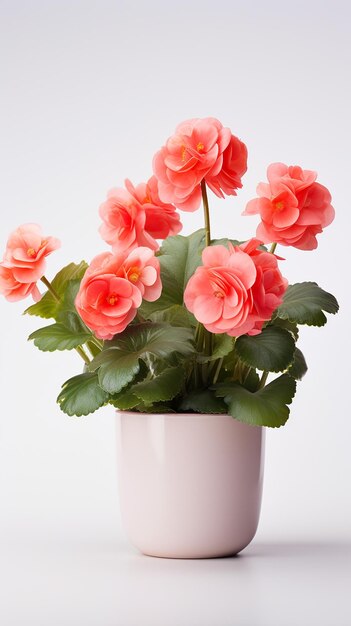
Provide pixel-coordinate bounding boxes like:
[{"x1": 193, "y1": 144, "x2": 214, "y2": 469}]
[
  {"x1": 204, "y1": 328, "x2": 213, "y2": 356},
  {"x1": 41, "y1": 275, "x2": 60, "y2": 301},
  {"x1": 76, "y1": 346, "x2": 91, "y2": 365},
  {"x1": 40, "y1": 275, "x2": 91, "y2": 365},
  {"x1": 212, "y1": 357, "x2": 223, "y2": 385},
  {"x1": 89, "y1": 336, "x2": 104, "y2": 351},
  {"x1": 201, "y1": 180, "x2": 211, "y2": 247},
  {"x1": 145, "y1": 353, "x2": 155, "y2": 378},
  {"x1": 258, "y1": 370, "x2": 269, "y2": 389},
  {"x1": 201, "y1": 329, "x2": 214, "y2": 385},
  {"x1": 269, "y1": 242, "x2": 277, "y2": 254},
  {"x1": 86, "y1": 340, "x2": 102, "y2": 359}
]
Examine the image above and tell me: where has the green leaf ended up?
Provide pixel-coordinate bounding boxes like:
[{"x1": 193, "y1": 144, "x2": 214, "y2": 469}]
[
  {"x1": 214, "y1": 374, "x2": 296, "y2": 428},
  {"x1": 179, "y1": 389, "x2": 227, "y2": 414},
  {"x1": 109, "y1": 362, "x2": 148, "y2": 410},
  {"x1": 140, "y1": 230, "x2": 206, "y2": 316},
  {"x1": 24, "y1": 261, "x2": 88, "y2": 319},
  {"x1": 288, "y1": 347, "x2": 308, "y2": 380},
  {"x1": 110, "y1": 389, "x2": 142, "y2": 410},
  {"x1": 211, "y1": 237, "x2": 242, "y2": 247},
  {"x1": 28, "y1": 322, "x2": 91, "y2": 352},
  {"x1": 242, "y1": 369, "x2": 260, "y2": 392},
  {"x1": 268, "y1": 317, "x2": 299, "y2": 340},
  {"x1": 95, "y1": 351, "x2": 141, "y2": 395},
  {"x1": 275, "y1": 282, "x2": 339, "y2": 327},
  {"x1": 57, "y1": 373, "x2": 109, "y2": 417},
  {"x1": 56, "y1": 279, "x2": 91, "y2": 334},
  {"x1": 197, "y1": 334, "x2": 235, "y2": 363},
  {"x1": 133, "y1": 365, "x2": 185, "y2": 403},
  {"x1": 89, "y1": 323, "x2": 194, "y2": 394},
  {"x1": 135, "y1": 403, "x2": 176, "y2": 413},
  {"x1": 235, "y1": 326, "x2": 296, "y2": 373},
  {"x1": 148, "y1": 305, "x2": 193, "y2": 327}
]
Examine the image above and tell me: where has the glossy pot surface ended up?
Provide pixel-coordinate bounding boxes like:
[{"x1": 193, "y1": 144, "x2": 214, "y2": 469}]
[{"x1": 116, "y1": 412, "x2": 265, "y2": 559}]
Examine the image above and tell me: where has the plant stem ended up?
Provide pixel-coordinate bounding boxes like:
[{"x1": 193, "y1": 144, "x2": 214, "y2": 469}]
[
  {"x1": 204, "y1": 327, "x2": 213, "y2": 356},
  {"x1": 89, "y1": 336, "x2": 104, "y2": 351},
  {"x1": 86, "y1": 340, "x2": 102, "y2": 358},
  {"x1": 41, "y1": 275, "x2": 60, "y2": 301},
  {"x1": 76, "y1": 346, "x2": 91, "y2": 365},
  {"x1": 201, "y1": 180, "x2": 211, "y2": 247},
  {"x1": 40, "y1": 275, "x2": 91, "y2": 365},
  {"x1": 212, "y1": 357, "x2": 223, "y2": 385},
  {"x1": 258, "y1": 370, "x2": 269, "y2": 389},
  {"x1": 145, "y1": 353, "x2": 155, "y2": 378},
  {"x1": 269, "y1": 242, "x2": 277, "y2": 254}
]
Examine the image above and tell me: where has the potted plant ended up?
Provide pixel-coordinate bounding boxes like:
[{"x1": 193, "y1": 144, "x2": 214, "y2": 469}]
[{"x1": 0, "y1": 117, "x2": 338, "y2": 558}]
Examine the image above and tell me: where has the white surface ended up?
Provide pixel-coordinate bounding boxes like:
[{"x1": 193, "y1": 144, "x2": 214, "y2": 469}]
[
  {"x1": 0, "y1": 1, "x2": 351, "y2": 624},
  {"x1": 1, "y1": 529, "x2": 350, "y2": 626}
]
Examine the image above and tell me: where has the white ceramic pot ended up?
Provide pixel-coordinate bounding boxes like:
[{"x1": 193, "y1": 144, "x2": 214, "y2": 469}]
[{"x1": 116, "y1": 411, "x2": 265, "y2": 559}]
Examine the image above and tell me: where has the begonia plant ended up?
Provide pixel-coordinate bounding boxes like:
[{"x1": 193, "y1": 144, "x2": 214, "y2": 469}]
[{"x1": 0, "y1": 117, "x2": 339, "y2": 427}]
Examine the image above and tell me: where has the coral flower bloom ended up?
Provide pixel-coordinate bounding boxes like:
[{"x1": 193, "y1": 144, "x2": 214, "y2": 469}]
[
  {"x1": 122, "y1": 245, "x2": 162, "y2": 302},
  {"x1": 0, "y1": 223, "x2": 60, "y2": 302},
  {"x1": 0, "y1": 265, "x2": 41, "y2": 302},
  {"x1": 184, "y1": 240, "x2": 287, "y2": 337},
  {"x1": 75, "y1": 247, "x2": 161, "y2": 340},
  {"x1": 153, "y1": 117, "x2": 247, "y2": 211},
  {"x1": 244, "y1": 163, "x2": 335, "y2": 250},
  {"x1": 99, "y1": 187, "x2": 158, "y2": 253},
  {"x1": 125, "y1": 176, "x2": 182, "y2": 240},
  {"x1": 3, "y1": 223, "x2": 60, "y2": 283}
]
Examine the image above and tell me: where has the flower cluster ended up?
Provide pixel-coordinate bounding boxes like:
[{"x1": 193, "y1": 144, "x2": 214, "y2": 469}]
[{"x1": 0, "y1": 117, "x2": 335, "y2": 343}]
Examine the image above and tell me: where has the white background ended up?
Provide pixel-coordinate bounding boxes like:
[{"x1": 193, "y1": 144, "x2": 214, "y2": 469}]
[{"x1": 0, "y1": 1, "x2": 350, "y2": 625}]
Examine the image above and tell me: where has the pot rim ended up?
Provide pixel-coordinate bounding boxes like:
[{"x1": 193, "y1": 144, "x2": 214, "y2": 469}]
[{"x1": 116, "y1": 410, "x2": 263, "y2": 427}]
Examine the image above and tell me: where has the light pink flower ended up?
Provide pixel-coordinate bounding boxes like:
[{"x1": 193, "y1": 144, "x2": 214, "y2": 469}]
[
  {"x1": 0, "y1": 265, "x2": 41, "y2": 302},
  {"x1": 122, "y1": 246, "x2": 162, "y2": 302},
  {"x1": 206, "y1": 134, "x2": 248, "y2": 198},
  {"x1": 244, "y1": 163, "x2": 335, "y2": 250},
  {"x1": 153, "y1": 117, "x2": 247, "y2": 212},
  {"x1": 184, "y1": 239, "x2": 287, "y2": 337},
  {"x1": 2, "y1": 223, "x2": 60, "y2": 283},
  {"x1": 75, "y1": 252, "x2": 142, "y2": 340},
  {"x1": 0, "y1": 223, "x2": 60, "y2": 302},
  {"x1": 125, "y1": 176, "x2": 182, "y2": 239},
  {"x1": 75, "y1": 247, "x2": 161, "y2": 340},
  {"x1": 238, "y1": 239, "x2": 288, "y2": 334},
  {"x1": 99, "y1": 187, "x2": 158, "y2": 253}
]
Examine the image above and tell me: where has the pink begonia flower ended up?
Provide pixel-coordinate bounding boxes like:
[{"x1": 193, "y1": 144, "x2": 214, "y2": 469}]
[
  {"x1": 153, "y1": 117, "x2": 247, "y2": 212},
  {"x1": 99, "y1": 177, "x2": 182, "y2": 254},
  {"x1": 75, "y1": 247, "x2": 161, "y2": 340},
  {"x1": 0, "y1": 223, "x2": 60, "y2": 302},
  {"x1": 184, "y1": 239, "x2": 287, "y2": 337},
  {"x1": 99, "y1": 187, "x2": 159, "y2": 253},
  {"x1": 0, "y1": 265, "x2": 41, "y2": 302},
  {"x1": 243, "y1": 163, "x2": 335, "y2": 250},
  {"x1": 238, "y1": 238, "x2": 288, "y2": 334},
  {"x1": 125, "y1": 176, "x2": 182, "y2": 240},
  {"x1": 122, "y1": 245, "x2": 162, "y2": 302},
  {"x1": 206, "y1": 134, "x2": 248, "y2": 199},
  {"x1": 2, "y1": 223, "x2": 60, "y2": 283}
]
